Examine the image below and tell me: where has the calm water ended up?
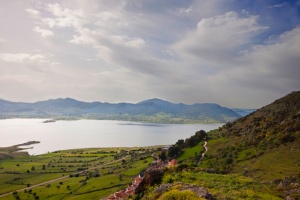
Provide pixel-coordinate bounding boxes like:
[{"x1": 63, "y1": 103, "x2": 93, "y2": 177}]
[{"x1": 0, "y1": 119, "x2": 223, "y2": 155}]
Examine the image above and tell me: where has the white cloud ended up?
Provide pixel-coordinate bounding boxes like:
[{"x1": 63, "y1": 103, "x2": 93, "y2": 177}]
[
  {"x1": 26, "y1": 8, "x2": 40, "y2": 17},
  {"x1": 0, "y1": 53, "x2": 47, "y2": 63},
  {"x1": 268, "y1": 3, "x2": 288, "y2": 8},
  {"x1": 179, "y1": 6, "x2": 193, "y2": 14},
  {"x1": 69, "y1": 28, "x2": 97, "y2": 45},
  {"x1": 1, "y1": 0, "x2": 299, "y2": 108},
  {"x1": 44, "y1": 3, "x2": 85, "y2": 28},
  {"x1": 174, "y1": 11, "x2": 268, "y2": 62},
  {"x1": 109, "y1": 35, "x2": 145, "y2": 49},
  {"x1": 33, "y1": 26, "x2": 54, "y2": 37},
  {"x1": 244, "y1": 27, "x2": 300, "y2": 81},
  {"x1": 0, "y1": 53, "x2": 59, "y2": 72}
]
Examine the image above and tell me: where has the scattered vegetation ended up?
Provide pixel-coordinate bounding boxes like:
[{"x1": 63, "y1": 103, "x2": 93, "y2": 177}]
[
  {"x1": 141, "y1": 91, "x2": 300, "y2": 199},
  {"x1": 1, "y1": 91, "x2": 300, "y2": 199},
  {"x1": 0, "y1": 146, "x2": 160, "y2": 199}
]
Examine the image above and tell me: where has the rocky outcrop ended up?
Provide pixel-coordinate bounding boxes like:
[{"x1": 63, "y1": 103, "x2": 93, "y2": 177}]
[
  {"x1": 275, "y1": 176, "x2": 300, "y2": 200},
  {"x1": 135, "y1": 168, "x2": 164, "y2": 193},
  {"x1": 153, "y1": 183, "x2": 213, "y2": 199}
]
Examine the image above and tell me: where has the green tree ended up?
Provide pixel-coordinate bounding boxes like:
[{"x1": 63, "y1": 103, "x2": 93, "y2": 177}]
[
  {"x1": 159, "y1": 151, "x2": 167, "y2": 161},
  {"x1": 119, "y1": 174, "x2": 123, "y2": 181}
]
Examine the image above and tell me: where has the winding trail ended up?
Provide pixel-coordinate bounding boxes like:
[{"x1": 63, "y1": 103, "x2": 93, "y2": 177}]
[{"x1": 197, "y1": 141, "x2": 208, "y2": 165}]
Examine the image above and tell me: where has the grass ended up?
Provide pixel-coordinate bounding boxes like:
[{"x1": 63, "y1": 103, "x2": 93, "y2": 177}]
[
  {"x1": 198, "y1": 136, "x2": 300, "y2": 181},
  {"x1": 157, "y1": 189, "x2": 203, "y2": 200},
  {"x1": 177, "y1": 142, "x2": 204, "y2": 163},
  {"x1": 0, "y1": 146, "x2": 159, "y2": 199},
  {"x1": 160, "y1": 170, "x2": 281, "y2": 200},
  {"x1": 233, "y1": 141, "x2": 300, "y2": 182}
]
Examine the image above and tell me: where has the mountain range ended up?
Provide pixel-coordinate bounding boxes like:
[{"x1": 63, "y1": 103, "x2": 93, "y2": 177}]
[{"x1": 0, "y1": 98, "x2": 245, "y2": 123}]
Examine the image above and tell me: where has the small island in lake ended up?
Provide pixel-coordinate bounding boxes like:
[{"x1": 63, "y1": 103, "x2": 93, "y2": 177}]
[
  {"x1": 42, "y1": 119, "x2": 56, "y2": 123},
  {"x1": 0, "y1": 141, "x2": 40, "y2": 158}
]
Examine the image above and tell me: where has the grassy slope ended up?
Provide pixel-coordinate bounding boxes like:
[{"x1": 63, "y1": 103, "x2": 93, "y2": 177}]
[
  {"x1": 177, "y1": 141, "x2": 204, "y2": 163},
  {"x1": 143, "y1": 92, "x2": 300, "y2": 199},
  {"x1": 143, "y1": 170, "x2": 281, "y2": 200},
  {"x1": 200, "y1": 138, "x2": 300, "y2": 182}
]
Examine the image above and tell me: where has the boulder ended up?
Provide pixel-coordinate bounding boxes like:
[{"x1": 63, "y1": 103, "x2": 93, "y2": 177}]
[{"x1": 135, "y1": 168, "x2": 164, "y2": 193}]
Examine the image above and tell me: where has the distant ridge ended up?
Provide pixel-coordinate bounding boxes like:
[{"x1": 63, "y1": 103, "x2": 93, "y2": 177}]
[{"x1": 0, "y1": 98, "x2": 242, "y2": 123}]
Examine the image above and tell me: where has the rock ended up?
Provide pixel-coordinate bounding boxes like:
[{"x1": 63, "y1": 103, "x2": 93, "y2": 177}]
[
  {"x1": 285, "y1": 196, "x2": 295, "y2": 200},
  {"x1": 270, "y1": 179, "x2": 282, "y2": 184},
  {"x1": 291, "y1": 183, "x2": 300, "y2": 188},
  {"x1": 154, "y1": 183, "x2": 172, "y2": 193},
  {"x1": 135, "y1": 168, "x2": 164, "y2": 193}
]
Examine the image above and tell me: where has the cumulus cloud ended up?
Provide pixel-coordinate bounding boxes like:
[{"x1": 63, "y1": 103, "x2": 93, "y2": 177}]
[
  {"x1": 0, "y1": 0, "x2": 299, "y2": 108},
  {"x1": 244, "y1": 27, "x2": 300, "y2": 81},
  {"x1": 68, "y1": 28, "x2": 97, "y2": 45},
  {"x1": 108, "y1": 35, "x2": 145, "y2": 49},
  {"x1": 33, "y1": 26, "x2": 54, "y2": 37},
  {"x1": 43, "y1": 3, "x2": 86, "y2": 28},
  {"x1": 174, "y1": 11, "x2": 268, "y2": 63},
  {"x1": 0, "y1": 53, "x2": 47, "y2": 63},
  {"x1": 26, "y1": 8, "x2": 40, "y2": 17},
  {"x1": 0, "y1": 53, "x2": 58, "y2": 73}
]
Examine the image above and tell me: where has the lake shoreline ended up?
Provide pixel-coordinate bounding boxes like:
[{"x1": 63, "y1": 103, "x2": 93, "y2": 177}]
[
  {"x1": 0, "y1": 117, "x2": 227, "y2": 124},
  {"x1": 0, "y1": 119, "x2": 223, "y2": 155}
]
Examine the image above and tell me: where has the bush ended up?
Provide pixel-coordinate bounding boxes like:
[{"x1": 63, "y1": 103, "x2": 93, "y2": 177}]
[
  {"x1": 158, "y1": 190, "x2": 204, "y2": 200},
  {"x1": 162, "y1": 174, "x2": 175, "y2": 183}
]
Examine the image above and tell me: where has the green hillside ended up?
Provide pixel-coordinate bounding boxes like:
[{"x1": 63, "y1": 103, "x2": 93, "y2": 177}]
[
  {"x1": 142, "y1": 91, "x2": 300, "y2": 199},
  {"x1": 1, "y1": 92, "x2": 299, "y2": 199},
  {"x1": 201, "y1": 91, "x2": 300, "y2": 177}
]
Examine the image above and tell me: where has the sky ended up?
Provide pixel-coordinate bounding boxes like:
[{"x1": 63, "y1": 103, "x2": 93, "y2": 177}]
[{"x1": 0, "y1": 0, "x2": 299, "y2": 108}]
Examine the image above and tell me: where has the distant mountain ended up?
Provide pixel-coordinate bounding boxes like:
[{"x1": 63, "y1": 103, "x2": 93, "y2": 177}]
[
  {"x1": 230, "y1": 108, "x2": 256, "y2": 117},
  {"x1": 0, "y1": 98, "x2": 241, "y2": 123}
]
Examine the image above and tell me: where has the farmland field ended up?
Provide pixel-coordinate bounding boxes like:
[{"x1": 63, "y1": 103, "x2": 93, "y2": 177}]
[{"x1": 0, "y1": 146, "x2": 160, "y2": 199}]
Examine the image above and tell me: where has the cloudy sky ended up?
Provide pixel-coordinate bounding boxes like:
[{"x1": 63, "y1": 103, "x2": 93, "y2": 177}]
[{"x1": 0, "y1": 0, "x2": 299, "y2": 108}]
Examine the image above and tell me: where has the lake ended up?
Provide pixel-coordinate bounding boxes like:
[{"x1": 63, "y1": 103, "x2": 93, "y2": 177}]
[{"x1": 0, "y1": 119, "x2": 223, "y2": 155}]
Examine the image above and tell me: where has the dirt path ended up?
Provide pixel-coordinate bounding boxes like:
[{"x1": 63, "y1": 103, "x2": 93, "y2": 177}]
[
  {"x1": 0, "y1": 157, "x2": 126, "y2": 198},
  {"x1": 197, "y1": 141, "x2": 208, "y2": 165}
]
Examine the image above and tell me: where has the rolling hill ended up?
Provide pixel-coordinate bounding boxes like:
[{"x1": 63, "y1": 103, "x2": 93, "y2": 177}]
[
  {"x1": 202, "y1": 91, "x2": 300, "y2": 180},
  {"x1": 0, "y1": 98, "x2": 242, "y2": 123},
  {"x1": 164, "y1": 91, "x2": 300, "y2": 199}
]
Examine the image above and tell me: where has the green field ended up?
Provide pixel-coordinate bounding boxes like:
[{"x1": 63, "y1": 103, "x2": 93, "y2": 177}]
[{"x1": 0, "y1": 147, "x2": 160, "y2": 199}]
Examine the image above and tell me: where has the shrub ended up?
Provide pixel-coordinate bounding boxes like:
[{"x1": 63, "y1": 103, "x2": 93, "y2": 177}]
[
  {"x1": 158, "y1": 189, "x2": 204, "y2": 200},
  {"x1": 162, "y1": 174, "x2": 175, "y2": 183}
]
